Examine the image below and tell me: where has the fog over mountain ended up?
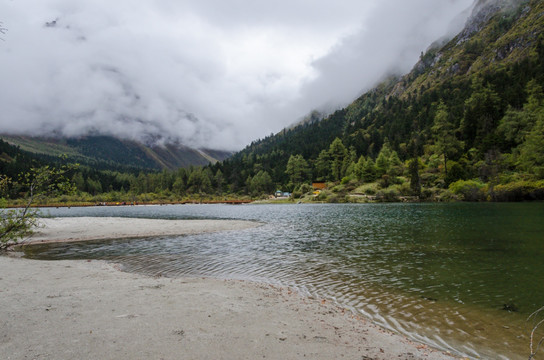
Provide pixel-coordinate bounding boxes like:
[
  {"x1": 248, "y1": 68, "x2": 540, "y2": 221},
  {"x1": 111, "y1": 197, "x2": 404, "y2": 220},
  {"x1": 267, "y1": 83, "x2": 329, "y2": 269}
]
[{"x1": 0, "y1": 0, "x2": 473, "y2": 151}]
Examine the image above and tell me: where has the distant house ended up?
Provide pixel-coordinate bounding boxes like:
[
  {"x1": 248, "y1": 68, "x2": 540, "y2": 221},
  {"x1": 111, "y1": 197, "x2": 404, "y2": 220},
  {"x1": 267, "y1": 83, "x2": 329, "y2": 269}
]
[{"x1": 312, "y1": 182, "x2": 327, "y2": 190}]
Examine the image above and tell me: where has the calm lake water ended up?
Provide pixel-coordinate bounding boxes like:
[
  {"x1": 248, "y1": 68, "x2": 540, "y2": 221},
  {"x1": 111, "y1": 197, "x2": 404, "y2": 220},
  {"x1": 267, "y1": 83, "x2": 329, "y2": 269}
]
[{"x1": 22, "y1": 203, "x2": 544, "y2": 359}]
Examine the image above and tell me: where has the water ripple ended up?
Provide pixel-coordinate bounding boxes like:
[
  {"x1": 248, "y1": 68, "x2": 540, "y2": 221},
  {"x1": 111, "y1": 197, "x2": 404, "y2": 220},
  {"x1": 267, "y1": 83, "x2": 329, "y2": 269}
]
[{"x1": 23, "y1": 203, "x2": 544, "y2": 360}]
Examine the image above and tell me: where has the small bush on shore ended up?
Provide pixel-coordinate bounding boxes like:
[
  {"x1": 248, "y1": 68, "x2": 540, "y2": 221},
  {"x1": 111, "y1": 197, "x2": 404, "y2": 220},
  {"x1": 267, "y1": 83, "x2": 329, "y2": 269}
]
[
  {"x1": 375, "y1": 188, "x2": 400, "y2": 202},
  {"x1": 492, "y1": 180, "x2": 544, "y2": 201},
  {"x1": 449, "y1": 179, "x2": 486, "y2": 201}
]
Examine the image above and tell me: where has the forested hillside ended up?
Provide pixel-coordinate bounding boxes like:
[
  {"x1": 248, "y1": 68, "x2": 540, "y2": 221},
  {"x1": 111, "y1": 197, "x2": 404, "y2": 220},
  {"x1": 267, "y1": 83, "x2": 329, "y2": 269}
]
[
  {"x1": 208, "y1": 0, "x2": 544, "y2": 201},
  {"x1": 2, "y1": 0, "x2": 543, "y2": 204}
]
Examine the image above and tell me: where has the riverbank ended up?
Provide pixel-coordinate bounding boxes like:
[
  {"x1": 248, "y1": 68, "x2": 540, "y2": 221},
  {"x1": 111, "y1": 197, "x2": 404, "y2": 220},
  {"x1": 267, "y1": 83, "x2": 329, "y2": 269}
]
[{"x1": 0, "y1": 255, "x2": 459, "y2": 360}]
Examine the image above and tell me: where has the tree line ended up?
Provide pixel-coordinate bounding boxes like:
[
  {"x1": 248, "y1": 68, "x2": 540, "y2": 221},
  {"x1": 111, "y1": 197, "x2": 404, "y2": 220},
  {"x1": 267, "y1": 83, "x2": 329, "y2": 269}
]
[{"x1": 1, "y1": 3, "x2": 543, "y2": 203}]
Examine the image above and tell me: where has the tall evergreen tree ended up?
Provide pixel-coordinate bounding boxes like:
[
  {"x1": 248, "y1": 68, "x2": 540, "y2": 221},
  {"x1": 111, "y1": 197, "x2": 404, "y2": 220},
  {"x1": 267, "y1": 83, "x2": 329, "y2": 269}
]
[
  {"x1": 409, "y1": 158, "x2": 421, "y2": 197},
  {"x1": 285, "y1": 154, "x2": 310, "y2": 186},
  {"x1": 329, "y1": 138, "x2": 347, "y2": 181},
  {"x1": 518, "y1": 114, "x2": 544, "y2": 178},
  {"x1": 462, "y1": 78, "x2": 502, "y2": 150},
  {"x1": 362, "y1": 158, "x2": 377, "y2": 183},
  {"x1": 314, "y1": 150, "x2": 331, "y2": 181},
  {"x1": 432, "y1": 101, "x2": 464, "y2": 176},
  {"x1": 375, "y1": 140, "x2": 393, "y2": 177}
]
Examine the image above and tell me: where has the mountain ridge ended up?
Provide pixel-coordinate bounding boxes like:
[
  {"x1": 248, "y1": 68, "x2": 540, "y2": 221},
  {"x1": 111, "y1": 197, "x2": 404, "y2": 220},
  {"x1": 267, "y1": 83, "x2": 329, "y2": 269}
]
[{"x1": 0, "y1": 134, "x2": 232, "y2": 171}]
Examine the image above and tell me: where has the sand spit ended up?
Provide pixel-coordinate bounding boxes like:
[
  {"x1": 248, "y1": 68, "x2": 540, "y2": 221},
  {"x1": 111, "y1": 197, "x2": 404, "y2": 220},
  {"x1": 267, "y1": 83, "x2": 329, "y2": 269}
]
[{"x1": 25, "y1": 217, "x2": 260, "y2": 245}]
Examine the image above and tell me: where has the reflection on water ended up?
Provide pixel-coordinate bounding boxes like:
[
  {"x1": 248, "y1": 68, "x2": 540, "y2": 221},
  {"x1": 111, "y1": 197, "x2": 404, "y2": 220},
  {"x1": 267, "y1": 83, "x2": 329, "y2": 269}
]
[{"x1": 23, "y1": 203, "x2": 544, "y2": 359}]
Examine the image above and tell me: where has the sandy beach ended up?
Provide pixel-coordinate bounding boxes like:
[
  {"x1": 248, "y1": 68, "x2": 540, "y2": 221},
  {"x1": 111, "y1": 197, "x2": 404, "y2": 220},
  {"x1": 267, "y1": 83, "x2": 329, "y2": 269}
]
[
  {"x1": 1, "y1": 217, "x2": 459, "y2": 359},
  {"x1": 26, "y1": 217, "x2": 261, "y2": 244}
]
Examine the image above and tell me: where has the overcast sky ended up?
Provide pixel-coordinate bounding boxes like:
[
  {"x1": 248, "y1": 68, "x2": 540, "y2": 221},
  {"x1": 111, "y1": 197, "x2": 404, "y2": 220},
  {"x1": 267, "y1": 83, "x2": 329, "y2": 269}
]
[{"x1": 0, "y1": 0, "x2": 474, "y2": 151}]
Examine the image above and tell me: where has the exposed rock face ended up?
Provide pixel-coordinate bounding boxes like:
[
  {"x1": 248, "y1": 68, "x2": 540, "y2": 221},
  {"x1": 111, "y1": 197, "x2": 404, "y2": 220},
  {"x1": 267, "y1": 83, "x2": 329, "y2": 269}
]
[
  {"x1": 407, "y1": 0, "x2": 506, "y2": 77},
  {"x1": 458, "y1": 0, "x2": 502, "y2": 43},
  {"x1": 391, "y1": 0, "x2": 535, "y2": 98},
  {"x1": 458, "y1": 0, "x2": 525, "y2": 44}
]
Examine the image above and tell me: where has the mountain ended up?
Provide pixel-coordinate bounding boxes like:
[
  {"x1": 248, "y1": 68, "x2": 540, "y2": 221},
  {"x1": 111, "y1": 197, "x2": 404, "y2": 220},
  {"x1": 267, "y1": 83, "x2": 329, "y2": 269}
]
[
  {"x1": 3, "y1": 0, "x2": 542, "y2": 202},
  {"x1": 0, "y1": 135, "x2": 232, "y2": 171},
  {"x1": 211, "y1": 0, "x2": 544, "y2": 199}
]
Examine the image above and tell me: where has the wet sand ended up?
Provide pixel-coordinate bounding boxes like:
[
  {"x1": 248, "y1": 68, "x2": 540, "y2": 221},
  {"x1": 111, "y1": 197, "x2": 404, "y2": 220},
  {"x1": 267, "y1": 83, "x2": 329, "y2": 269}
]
[
  {"x1": 0, "y1": 217, "x2": 460, "y2": 359},
  {"x1": 25, "y1": 217, "x2": 260, "y2": 244}
]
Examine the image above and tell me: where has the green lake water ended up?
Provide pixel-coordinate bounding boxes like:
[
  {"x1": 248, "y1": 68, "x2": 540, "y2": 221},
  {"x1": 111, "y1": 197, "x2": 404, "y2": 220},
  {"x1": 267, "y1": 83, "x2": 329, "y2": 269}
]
[{"x1": 21, "y1": 203, "x2": 544, "y2": 359}]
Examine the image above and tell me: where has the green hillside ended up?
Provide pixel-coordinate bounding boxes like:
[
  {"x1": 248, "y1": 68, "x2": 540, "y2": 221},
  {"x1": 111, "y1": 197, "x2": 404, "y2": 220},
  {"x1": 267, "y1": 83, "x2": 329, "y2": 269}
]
[
  {"x1": 0, "y1": 139, "x2": 46, "y2": 180},
  {"x1": 0, "y1": 135, "x2": 233, "y2": 202},
  {"x1": 2, "y1": 0, "x2": 543, "y2": 203},
  {"x1": 208, "y1": 0, "x2": 544, "y2": 201}
]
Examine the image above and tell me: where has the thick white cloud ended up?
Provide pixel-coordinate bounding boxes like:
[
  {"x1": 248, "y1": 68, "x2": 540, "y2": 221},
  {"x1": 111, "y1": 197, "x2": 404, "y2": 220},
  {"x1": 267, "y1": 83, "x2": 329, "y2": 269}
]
[{"x1": 0, "y1": 0, "x2": 473, "y2": 150}]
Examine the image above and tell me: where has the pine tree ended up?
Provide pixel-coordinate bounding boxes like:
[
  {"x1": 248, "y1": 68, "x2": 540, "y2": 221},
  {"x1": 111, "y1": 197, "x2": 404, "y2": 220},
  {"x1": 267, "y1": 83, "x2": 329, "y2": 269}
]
[
  {"x1": 409, "y1": 158, "x2": 421, "y2": 197},
  {"x1": 518, "y1": 114, "x2": 544, "y2": 178},
  {"x1": 314, "y1": 150, "x2": 331, "y2": 181},
  {"x1": 214, "y1": 169, "x2": 225, "y2": 194},
  {"x1": 355, "y1": 156, "x2": 366, "y2": 180},
  {"x1": 362, "y1": 158, "x2": 377, "y2": 183},
  {"x1": 329, "y1": 138, "x2": 347, "y2": 181},
  {"x1": 432, "y1": 101, "x2": 464, "y2": 176},
  {"x1": 285, "y1": 154, "x2": 310, "y2": 186}
]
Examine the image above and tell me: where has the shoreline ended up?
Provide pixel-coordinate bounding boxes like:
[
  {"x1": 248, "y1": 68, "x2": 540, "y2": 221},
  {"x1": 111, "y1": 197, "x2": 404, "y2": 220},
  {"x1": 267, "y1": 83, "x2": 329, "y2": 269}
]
[
  {"x1": 21, "y1": 217, "x2": 260, "y2": 246},
  {"x1": 0, "y1": 256, "x2": 459, "y2": 360},
  {"x1": 7, "y1": 200, "x2": 254, "y2": 208},
  {"x1": 1, "y1": 217, "x2": 460, "y2": 359}
]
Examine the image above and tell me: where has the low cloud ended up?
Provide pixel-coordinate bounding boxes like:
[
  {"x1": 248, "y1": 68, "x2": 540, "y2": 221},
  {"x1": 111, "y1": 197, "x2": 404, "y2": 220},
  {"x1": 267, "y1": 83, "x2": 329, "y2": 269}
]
[{"x1": 0, "y1": 0, "x2": 473, "y2": 150}]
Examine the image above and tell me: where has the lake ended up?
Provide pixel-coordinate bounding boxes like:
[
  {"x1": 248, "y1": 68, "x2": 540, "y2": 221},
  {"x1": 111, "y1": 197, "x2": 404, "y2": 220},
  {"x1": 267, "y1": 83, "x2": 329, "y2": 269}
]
[{"x1": 22, "y1": 203, "x2": 544, "y2": 359}]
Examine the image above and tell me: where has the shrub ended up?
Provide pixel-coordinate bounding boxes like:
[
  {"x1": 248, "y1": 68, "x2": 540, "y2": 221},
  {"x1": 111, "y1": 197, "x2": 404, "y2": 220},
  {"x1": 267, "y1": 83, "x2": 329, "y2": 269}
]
[
  {"x1": 420, "y1": 188, "x2": 434, "y2": 200},
  {"x1": 438, "y1": 190, "x2": 460, "y2": 202},
  {"x1": 420, "y1": 172, "x2": 440, "y2": 187},
  {"x1": 355, "y1": 182, "x2": 379, "y2": 195},
  {"x1": 331, "y1": 184, "x2": 345, "y2": 193},
  {"x1": 445, "y1": 161, "x2": 467, "y2": 185},
  {"x1": 448, "y1": 179, "x2": 486, "y2": 201},
  {"x1": 395, "y1": 182, "x2": 412, "y2": 196},
  {"x1": 375, "y1": 188, "x2": 400, "y2": 202},
  {"x1": 343, "y1": 180, "x2": 359, "y2": 192},
  {"x1": 298, "y1": 183, "x2": 313, "y2": 194},
  {"x1": 493, "y1": 180, "x2": 544, "y2": 201},
  {"x1": 315, "y1": 191, "x2": 329, "y2": 202},
  {"x1": 378, "y1": 175, "x2": 391, "y2": 188},
  {"x1": 420, "y1": 187, "x2": 447, "y2": 201},
  {"x1": 327, "y1": 194, "x2": 341, "y2": 203}
]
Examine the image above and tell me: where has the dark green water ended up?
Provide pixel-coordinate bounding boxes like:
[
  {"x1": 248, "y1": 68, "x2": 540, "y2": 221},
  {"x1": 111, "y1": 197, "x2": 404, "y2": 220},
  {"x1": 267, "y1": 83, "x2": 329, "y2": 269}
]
[{"x1": 21, "y1": 203, "x2": 544, "y2": 359}]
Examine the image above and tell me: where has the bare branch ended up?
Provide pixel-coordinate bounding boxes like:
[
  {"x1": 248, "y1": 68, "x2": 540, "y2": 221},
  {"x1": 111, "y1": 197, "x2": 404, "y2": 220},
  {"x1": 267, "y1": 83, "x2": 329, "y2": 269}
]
[
  {"x1": 528, "y1": 307, "x2": 544, "y2": 360},
  {"x1": 529, "y1": 306, "x2": 544, "y2": 320}
]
